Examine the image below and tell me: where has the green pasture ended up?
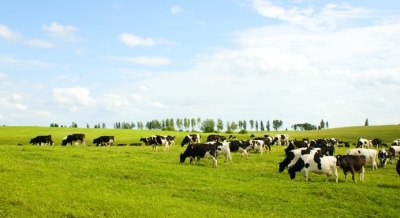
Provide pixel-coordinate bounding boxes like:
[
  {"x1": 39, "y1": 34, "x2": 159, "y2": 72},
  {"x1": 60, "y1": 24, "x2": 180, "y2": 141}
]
[{"x1": 0, "y1": 125, "x2": 399, "y2": 217}]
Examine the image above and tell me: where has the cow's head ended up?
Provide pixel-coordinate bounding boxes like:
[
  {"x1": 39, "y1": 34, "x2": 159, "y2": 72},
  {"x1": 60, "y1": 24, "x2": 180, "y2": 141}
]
[
  {"x1": 288, "y1": 158, "x2": 305, "y2": 180},
  {"x1": 279, "y1": 152, "x2": 295, "y2": 172},
  {"x1": 179, "y1": 153, "x2": 186, "y2": 163}
]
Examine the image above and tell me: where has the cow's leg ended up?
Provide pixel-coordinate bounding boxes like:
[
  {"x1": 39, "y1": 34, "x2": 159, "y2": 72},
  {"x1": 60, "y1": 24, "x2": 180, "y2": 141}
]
[
  {"x1": 211, "y1": 156, "x2": 217, "y2": 168},
  {"x1": 359, "y1": 166, "x2": 365, "y2": 182}
]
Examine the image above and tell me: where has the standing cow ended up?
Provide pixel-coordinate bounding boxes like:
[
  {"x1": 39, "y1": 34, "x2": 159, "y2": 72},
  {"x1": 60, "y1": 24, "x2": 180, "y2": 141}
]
[
  {"x1": 180, "y1": 134, "x2": 201, "y2": 147},
  {"x1": 29, "y1": 135, "x2": 54, "y2": 146},
  {"x1": 61, "y1": 134, "x2": 85, "y2": 146},
  {"x1": 179, "y1": 143, "x2": 217, "y2": 167},
  {"x1": 336, "y1": 154, "x2": 366, "y2": 183},
  {"x1": 93, "y1": 136, "x2": 115, "y2": 146},
  {"x1": 140, "y1": 135, "x2": 171, "y2": 151}
]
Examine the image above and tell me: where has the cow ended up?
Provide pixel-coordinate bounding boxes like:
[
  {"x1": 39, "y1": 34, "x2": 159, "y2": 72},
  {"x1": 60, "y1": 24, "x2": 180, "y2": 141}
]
[
  {"x1": 288, "y1": 152, "x2": 338, "y2": 182},
  {"x1": 357, "y1": 138, "x2": 371, "y2": 148},
  {"x1": 227, "y1": 140, "x2": 249, "y2": 159},
  {"x1": 336, "y1": 154, "x2": 366, "y2": 183},
  {"x1": 206, "y1": 134, "x2": 226, "y2": 142},
  {"x1": 140, "y1": 135, "x2": 170, "y2": 151},
  {"x1": 310, "y1": 139, "x2": 335, "y2": 156},
  {"x1": 180, "y1": 134, "x2": 201, "y2": 147},
  {"x1": 207, "y1": 141, "x2": 232, "y2": 164},
  {"x1": 328, "y1": 138, "x2": 339, "y2": 147},
  {"x1": 253, "y1": 136, "x2": 273, "y2": 152},
  {"x1": 371, "y1": 138, "x2": 382, "y2": 148},
  {"x1": 272, "y1": 134, "x2": 289, "y2": 146},
  {"x1": 61, "y1": 134, "x2": 85, "y2": 146},
  {"x1": 29, "y1": 135, "x2": 53, "y2": 146},
  {"x1": 345, "y1": 148, "x2": 378, "y2": 170},
  {"x1": 387, "y1": 145, "x2": 400, "y2": 163},
  {"x1": 278, "y1": 147, "x2": 321, "y2": 172},
  {"x1": 378, "y1": 149, "x2": 389, "y2": 168},
  {"x1": 166, "y1": 135, "x2": 176, "y2": 146},
  {"x1": 285, "y1": 139, "x2": 309, "y2": 156},
  {"x1": 392, "y1": 139, "x2": 400, "y2": 146},
  {"x1": 179, "y1": 143, "x2": 217, "y2": 167},
  {"x1": 397, "y1": 160, "x2": 400, "y2": 175},
  {"x1": 245, "y1": 140, "x2": 265, "y2": 156},
  {"x1": 93, "y1": 136, "x2": 115, "y2": 146}
]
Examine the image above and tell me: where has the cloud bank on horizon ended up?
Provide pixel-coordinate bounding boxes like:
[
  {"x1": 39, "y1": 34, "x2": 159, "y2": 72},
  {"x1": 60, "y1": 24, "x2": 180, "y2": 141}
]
[{"x1": 0, "y1": 0, "x2": 399, "y2": 130}]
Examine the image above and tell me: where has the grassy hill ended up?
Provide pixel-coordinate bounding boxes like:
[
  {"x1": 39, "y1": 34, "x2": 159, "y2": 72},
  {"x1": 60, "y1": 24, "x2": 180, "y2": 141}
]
[{"x1": 0, "y1": 125, "x2": 399, "y2": 217}]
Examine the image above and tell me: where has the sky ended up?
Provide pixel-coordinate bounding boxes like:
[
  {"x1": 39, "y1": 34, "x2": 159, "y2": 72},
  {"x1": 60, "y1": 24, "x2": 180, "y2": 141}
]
[{"x1": 0, "y1": 0, "x2": 399, "y2": 130}]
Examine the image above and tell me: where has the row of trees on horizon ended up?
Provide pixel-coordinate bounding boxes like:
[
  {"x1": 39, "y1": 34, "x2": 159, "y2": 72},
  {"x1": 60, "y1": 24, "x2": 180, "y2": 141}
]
[{"x1": 50, "y1": 118, "x2": 331, "y2": 133}]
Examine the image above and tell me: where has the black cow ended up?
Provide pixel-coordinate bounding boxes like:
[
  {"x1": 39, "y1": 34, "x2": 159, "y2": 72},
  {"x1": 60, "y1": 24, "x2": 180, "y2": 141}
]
[
  {"x1": 29, "y1": 135, "x2": 53, "y2": 146},
  {"x1": 140, "y1": 135, "x2": 171, "y2": 151},
  {"x1": 179, "y1": 143, "x2": 217, "y2": 167},
  {"x1": 93, "y1": 136, "x2": 114, "y2": 146},
  {"x1": 371, "y1": 138, "x2": 382, "y2": 148},
  {"x1": 310, "y1": 139, "x2": 334, "y2": 156},
  {"x1": 61, "y1": 134, "x2": 85, "y2": 146},
  {"x1": 180, "y1": 134, "x2": 201, "y2": 147},
  {"x1": 336, "y1": 154, "x2": 366, "y2": 183},
  {"x1": 396, "y1": 159, "x2": 400, "y2": 175},
  {"x1": 206, "y1": 134, "x2": 226, "y2": 142}
]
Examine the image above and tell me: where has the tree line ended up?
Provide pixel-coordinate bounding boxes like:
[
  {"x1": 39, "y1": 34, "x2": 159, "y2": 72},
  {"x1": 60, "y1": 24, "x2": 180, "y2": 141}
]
[{"x1": 50, "y1": 118, "x2": 329, "y2": 133}]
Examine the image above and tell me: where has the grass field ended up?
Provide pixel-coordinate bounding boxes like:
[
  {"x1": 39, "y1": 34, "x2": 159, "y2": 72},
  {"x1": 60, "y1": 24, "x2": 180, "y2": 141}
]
[{"x1": 0, "y1": 125, "x2": 399, "y2": 217}]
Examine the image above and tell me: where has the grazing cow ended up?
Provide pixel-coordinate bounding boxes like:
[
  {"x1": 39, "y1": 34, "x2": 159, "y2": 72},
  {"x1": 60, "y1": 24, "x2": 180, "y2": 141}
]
[
  {"x1": 357, "y1": 138, "x2": 371, "y2": 148},
  {"x1": 61, "y1": 134, "x2": 85, "y2": 146},
  {"x1": 227, "y1": 140, "x2": 249, "y2": 159},
  {"x1": 180, "y1": 134, "x2": 201, "y2": 147},
  {"x1": 179, "y1": 143, "x2": 217, "y2": 167},
  {"x1": 140, "y1": 135, "x2": 170, "y2": 151},
  {"x1": 345, "y1": 148, "x2": 378, "y2": 170},
  {"x1": 207, "y1": 141, "x2": 232, "y2": 164},
  {"x1": 284, "y1": 139, "x2": 308, "y2": 156},
  {"x1": 288, "y1": 152, "x2": 338, "y2": 182},
  {"x1": 93, "y1": 136, "x2": 115, "y2": 146},
  {"x1": 310, "y1": 139, "x2": 334, "y2": 156},
  {"x1": 392, "y1": 139, "x2": 400, "y2": 146},
  {"x1": 253, "y1": 136, "x2": 273, "y2": 152},
  {"x1": 29, "y1": 135, "x2": 53, "y2": 146},
  {"x1": 336, "y1": 154, "x2": 366, "y2": 183},
  {"x1": 206, "y1": 134, "x2": 227, "y2": 142},
  {"x1": 272, "y1": 134, "x2": 289, "y2": 146},
  {"x1": 245, "y1": 140, "x2": 265, "y2": 156},
  {"x1": 279, "y1": 147, "x2": 321, "y2": 172},
  {"x1": 397, "y1": 160, "x2": 400, "y2": 175},
  {"x1": 371, "y1": 138, "x2": 382, "y2": 148},
  {"x1": 166, "y1": 135, "x2": 176, "y2": 146},
  {"x1": 387, "y1": 145, "x2": 400, "y2": 163},
  {"x1": 378, "y1": 149, "x2": 389, "y2": 168},
  {"x1": 328, "y1": 138, "x2": 339, "y2": 147}
]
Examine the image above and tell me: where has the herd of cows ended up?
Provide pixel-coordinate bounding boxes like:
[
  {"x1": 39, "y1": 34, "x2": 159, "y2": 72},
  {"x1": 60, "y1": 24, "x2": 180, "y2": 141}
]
[{"x1": 28, "y1": 133, "x2": 400, "y2": 182}]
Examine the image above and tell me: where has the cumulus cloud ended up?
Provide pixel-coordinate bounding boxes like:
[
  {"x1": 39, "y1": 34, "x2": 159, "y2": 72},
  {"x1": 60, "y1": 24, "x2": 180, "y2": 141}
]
[
  {"x1": 171, "y1": 5, "x2": 183, "y2": 14},
  {"x1": 52, "y1": 87, "x2": 96, "y2": 107},
  {"x1": 42, "y1": 22, "x2": 79, "y2": 41},
  {"x1": 107, "y1": 56, "x2": 171, "y2": 66},
  {"x1": 23, "y1": 39, "x2": 53, "y2": 48},
  {"x1": 0, "y1": 56, "x2": 52, "y2": 68},
  {"x1": 119, "y1": 33, "x2": 154, "y2": 47}
]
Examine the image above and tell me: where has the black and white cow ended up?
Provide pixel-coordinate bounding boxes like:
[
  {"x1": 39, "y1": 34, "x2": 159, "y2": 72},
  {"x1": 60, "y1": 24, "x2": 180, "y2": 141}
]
[
  {"x1": 245, "y1": 139, "x2": 265, "y2": 156},
  {"x1": 397, "y1": 160, "x2": 400, "y2": 175},
  {"x1": 387, "y1": 145, "x2": 400, "y2": 164},
  {"x1": 206, "y1": 134, "x2": 226, "y2": 142},
  {"x1": 371, "y1": 138, "x2": 382, "y2": 148},
  {"x1": 61, "y1": 134, "x2": 85, "y2": 146},
  {"x1": 279, "y1": 147, "x2": 321, "y2": 172},
  {"x1": 180, "y1": 134, "x2": 201, "y2": 147},
  {"x1": 93, "y1": 136, "x2": 115, "y2": 146},
  {"x1": 345, "y1": 148, "x2": 378, "y2": 170},
  {"x1": 166, "y1": 135, "x2": 176, "y2": 146},
  {"x1": 336, "y1": 154, "x2": 366, "y2": 183},
  {"x1": 29, "y1": 135, "x2": 54, "y2": 146},
  {"x1": 272, "y1": 134, "x2": 289, "y2": 146},
  {"x1": 140, "y1": 135, "x2": 170, "y2": 151},
  {"x1": 288, "y1": 152, "x2": 338, "y2": 182},
  {"x1": 378, "y1": 149, "x2": 389, "y2": 168},
  {"x1": 179, "y1": 143, "x2": 217, "y2": 167},
  {"x1": 227, "y1": 140, "x2": 249, "y2": 159},
  {"x1": 207, "y1": 141, "x2": 232, "y2": 164},
  {"x1": 310, "y1": 139, "x2": 335, "y2": 156},
  {"x1": 392, "y1": 139, "x2": 400, "y2": 146},
  {"x1": 357, "y1": 138, "x2": 371, "y2": 148},
  {"x1": 253, "y1": 136, "x2": 273, "y2": 152}
]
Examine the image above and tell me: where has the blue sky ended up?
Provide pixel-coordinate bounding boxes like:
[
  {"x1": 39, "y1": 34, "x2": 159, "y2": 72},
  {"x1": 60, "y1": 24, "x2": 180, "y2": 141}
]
[{"x1": 0, "y1": 0, "x2": 399, "y2": 130}]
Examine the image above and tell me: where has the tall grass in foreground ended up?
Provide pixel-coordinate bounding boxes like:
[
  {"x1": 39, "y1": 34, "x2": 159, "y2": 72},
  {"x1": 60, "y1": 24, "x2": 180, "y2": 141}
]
[{"x1": 0, "y1": 125, "x2": 400, "y2": 217}]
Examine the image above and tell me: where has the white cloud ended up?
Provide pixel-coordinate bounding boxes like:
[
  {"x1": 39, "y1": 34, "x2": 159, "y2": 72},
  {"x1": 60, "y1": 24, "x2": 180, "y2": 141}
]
[
  {"x1": 107, "y1": 56, "x2": 171, "y2": 66},
  {"x1": 42, "y1": 22, "x2": 79, "y2": 41},
  {"x1": 171, "y1": 5, "x2": 183, "y2": 14},
  {"x1": 0, "y1": 56, "x2": 52, "y2": 68},
  {"x1": 152, "y1": 102, "x2": 167, "y2": 109},
  {"x1": 119, "y1": 33, "x2": 154, "y2": 47},
  {"x1": 0, "y1": 24, "x2": 22, "y2": 41},
  {"x1": 52, "y1": 87, "x2": 96, "y2": 107},
  {"x1": 23, "y1": 39, "x2": 53, "y2": 48}
]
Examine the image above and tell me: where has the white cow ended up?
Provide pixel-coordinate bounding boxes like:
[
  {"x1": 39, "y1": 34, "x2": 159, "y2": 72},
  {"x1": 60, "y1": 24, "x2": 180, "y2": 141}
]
[
  {"x1": 288, "y1": 153, "x2": 338, "y2": 182},
  {"x1": 345, "y1": 148, "x2": 378, "y2": 170},
  {"x1": 273, "y1": 134, "x2": 289, "y2": 146},
  {"x1": 357, "y1": 138, "x2": 372, "y2": 148},
  {"x1": 245, "y1": 140, "x2": 265, "y2": 156}
]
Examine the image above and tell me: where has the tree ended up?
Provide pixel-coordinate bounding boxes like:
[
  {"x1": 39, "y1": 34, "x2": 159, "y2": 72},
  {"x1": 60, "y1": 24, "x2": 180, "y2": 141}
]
[
  {"x1": 238, "y1": 120, "x2": 243, "y2": 130},
  {"x1": 365, "y1": 118, "x2": 369, "y2": 126},
  {"x1": 260, "y1": 120, "x2": 265, "y2": 131},
  {"x1": 191, "y1": 118, "x2": 196, "y2": 130},
  {"x1": 102, "y1": 123, "x2": 106, "y2": 129},
  {"x1": 266, "y1": 120, "x2": 270, "y2": 131},
  {"x1": 197, "y1": 118, "x2": 201, "y2": 130},
  {"x1": 216, "y1": 119, "x2": 223, "y2": 132},
  {"x1": 86, "y1": 123, "x2": 89, "y2": 128},
  {"x1": 243, "y1": 120, "x2": 247, "y2": 130},
  {"x1": 231, "y1": 122, "x2": 238, "y2": 132},
  {"x1": 249, "y1": 119, "x2": 254, "y2": 130},
  {"x1": 325, "y1": 121, "x2": 328, "y2": 129},
  {"x1": 201, "y1": 119, "x2": 215, "y2": 133},
  {"x1": 272, "y1": 120, "x2": 283, "y2": 131},
  {"x1": 320, "y1": 119, "x2": 325, "y2": 129},
  {"x1": 255, "y1": 120, "x2": 259, "y2": 131}
]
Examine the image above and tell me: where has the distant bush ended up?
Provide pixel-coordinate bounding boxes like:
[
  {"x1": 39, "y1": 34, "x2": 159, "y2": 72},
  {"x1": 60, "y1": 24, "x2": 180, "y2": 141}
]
[
  {"x1": 238, "y1": 129, "x2": 248, "y2": 134},
  {"x1": 225, "y1": 130, "x2": 233, "y2": 134}
]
